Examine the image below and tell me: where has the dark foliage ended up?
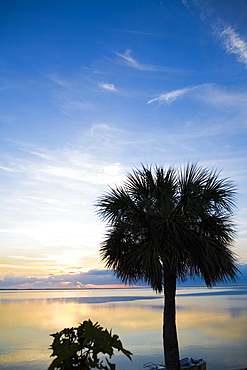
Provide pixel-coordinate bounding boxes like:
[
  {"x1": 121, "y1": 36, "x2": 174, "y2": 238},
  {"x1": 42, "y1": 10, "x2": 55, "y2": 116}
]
[
  {"x1": 48, "y1": 319, "x2": 132, "y2": 370},
  {"x1": 96, "y1": 164, "x2": 239, "y2": 370}
]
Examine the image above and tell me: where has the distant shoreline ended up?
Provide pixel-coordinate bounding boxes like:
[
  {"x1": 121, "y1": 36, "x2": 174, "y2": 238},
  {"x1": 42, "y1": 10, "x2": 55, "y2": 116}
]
[{"x1": 1, "y1": 284, "x2": 247, "y2": 291}]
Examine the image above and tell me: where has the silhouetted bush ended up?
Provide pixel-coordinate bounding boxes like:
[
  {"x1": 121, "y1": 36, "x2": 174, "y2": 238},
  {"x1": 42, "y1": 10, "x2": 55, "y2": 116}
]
[{"x1": 48, "y1": 319, "x2": 132, "y2": 369}]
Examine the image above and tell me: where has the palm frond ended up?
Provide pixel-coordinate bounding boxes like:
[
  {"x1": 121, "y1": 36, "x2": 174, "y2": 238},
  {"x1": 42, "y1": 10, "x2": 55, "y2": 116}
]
[{"x1": 96, "y1": 163, "x2": 239, "y2": 291}]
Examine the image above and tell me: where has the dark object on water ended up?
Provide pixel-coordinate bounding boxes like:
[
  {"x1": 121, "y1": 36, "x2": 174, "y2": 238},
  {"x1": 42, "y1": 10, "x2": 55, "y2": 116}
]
[{"x1": 143, "y1": 357, "x2": 206, "y2": 370}]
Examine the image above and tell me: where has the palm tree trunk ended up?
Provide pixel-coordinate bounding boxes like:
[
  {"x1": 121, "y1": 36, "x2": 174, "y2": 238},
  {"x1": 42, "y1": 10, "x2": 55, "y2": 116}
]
[{"x1": 163, "y1": 272, "x2": 180, "y2": 370}]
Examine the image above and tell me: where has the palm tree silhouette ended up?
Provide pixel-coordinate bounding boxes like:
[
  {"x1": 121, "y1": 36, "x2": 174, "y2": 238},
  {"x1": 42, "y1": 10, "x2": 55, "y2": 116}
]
[{"x1": 96, "y1": 164, "x2": 239, "y2": 370}]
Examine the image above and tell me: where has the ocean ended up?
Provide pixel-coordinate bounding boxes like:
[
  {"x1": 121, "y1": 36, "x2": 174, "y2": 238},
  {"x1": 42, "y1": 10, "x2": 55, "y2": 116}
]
[{"x1": 0, "y1": 286, "x2": 246, "y2": 370}]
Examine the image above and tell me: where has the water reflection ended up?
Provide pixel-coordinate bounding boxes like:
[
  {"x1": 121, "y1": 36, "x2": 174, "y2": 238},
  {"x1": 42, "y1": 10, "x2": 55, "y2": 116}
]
[
  {"x1": 0, "y1": 287, "x2": 246, "y2": 370},
  {"x1": 0, "y1": 294, "x2": 161, "y2": 305}
]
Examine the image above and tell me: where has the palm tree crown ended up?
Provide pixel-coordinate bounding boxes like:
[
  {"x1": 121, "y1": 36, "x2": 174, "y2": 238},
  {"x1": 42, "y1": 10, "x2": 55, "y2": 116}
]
[
  {"x1": 96, "y1": 163, "x2": 239, "y2": 370},
  {"x1": 96, "y1": 164, "x2": 238, "y2": 291}
]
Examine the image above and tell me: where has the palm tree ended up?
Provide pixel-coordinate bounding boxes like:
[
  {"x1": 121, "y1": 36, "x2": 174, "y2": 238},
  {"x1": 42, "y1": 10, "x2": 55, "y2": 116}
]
[{"x1": 96, "y1": 164, "x2": 239, "y2": 370}]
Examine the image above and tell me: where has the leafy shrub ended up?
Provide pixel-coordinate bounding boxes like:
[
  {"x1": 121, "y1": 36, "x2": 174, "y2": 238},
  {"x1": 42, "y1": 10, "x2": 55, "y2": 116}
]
[{"x1": 48, "y1": 319, "x2": 132, "y2": 370}]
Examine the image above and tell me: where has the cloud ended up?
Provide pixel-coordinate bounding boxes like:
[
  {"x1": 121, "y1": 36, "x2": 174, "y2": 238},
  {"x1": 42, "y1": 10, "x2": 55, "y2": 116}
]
[
  {"x1": 0, "y1": 270, "x2": 137, "y2": 289},
  {"x1": 0, "y1": 165, "x2": 17, "y2": 172},
  {"x1": 182, "y1": 1, "x2": 247, "y2": 69},
  {"x1": 147, "y1": 83, "x2": 247, "y2": 108},
  {"x1": 48, "y1": 73, "x2": 96, "y2": 115},
  {"x1": 216, "y1": 25, "x2": 247, "y2": 69},
  {"x1": 148, "y1": 86, "x2": 193, "y2": 104},
  {"x1": 99, "y1": 82, "x2": 116, "y2": 91},
  {"x1": 49, "y1": 74, "x2": 74, "y2": 89},
  {"x1": 0, "y1": 136, "x2": 129, "y2": 253},
  {"x1": 198, "y1": 85, "x2": 247, "y2": 107},
  {"x1": 1, "y1": 264, "x2": 246, "y2": 289},
  {"x1": 1, "y1": 124, "x2": 246, "y2": 270},
  {"x1": 119, "y1": 29, "x2": 162, "y2": 37},
  {"x1": 2, "y1": 142, "x2": 125, "y2": 189},
  {"x1": 115, "y1": 49, "x2": 162, "y2": 71}
]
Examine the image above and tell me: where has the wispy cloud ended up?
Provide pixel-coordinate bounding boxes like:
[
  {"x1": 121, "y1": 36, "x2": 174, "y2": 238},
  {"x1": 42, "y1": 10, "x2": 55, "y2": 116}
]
[
  {"x1": 148, "y1": 83, "x2": 247, "y2": 108},
  {"x1": 0, "y1": 265, "x2": 246, "y2": 289},
  {"x1": 0, "y1": 165, "x2": 17, "y2": 172},
  {"x1": 117, "y1": 29, "x2": 165, "y2": 38},
  {"x1": 116, "y1": 49, "x2": 162, "y2": 71},
  {"x1": 0, "y1": 269, "x2": 131, "y2": 289},
  {"x1": 1, "y1": 143, "x2": 126, "y2": 189},
  {"x1": 148, "y1": 86, "x2": 193, "y2": 104},
  {"x1": 99, "y1": 82, "x2": 117, "y2": 91},
  {"x1": 0, "y1": 137, "x2": 128, "y2": 253},
  {"x1": 49, "y1": 74, "x2": 75, "y2": 90},
  {"x1": 182, "y1": 1, "x2": 247, "y2": 69},
  {"x1": 216, "y1": 25, "x2": 247, "y2": 69},
  {"x1": 48, "y1": 73, "x2": 96, "y2": 115},
  {"x1": 199, "y1": 85, "x2": 247, "y2": 107}
]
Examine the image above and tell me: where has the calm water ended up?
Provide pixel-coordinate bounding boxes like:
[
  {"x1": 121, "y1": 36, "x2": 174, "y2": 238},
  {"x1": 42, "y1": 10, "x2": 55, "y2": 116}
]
[{"x1": 0, "y1": 286, "x2": 246, "y2": 370}]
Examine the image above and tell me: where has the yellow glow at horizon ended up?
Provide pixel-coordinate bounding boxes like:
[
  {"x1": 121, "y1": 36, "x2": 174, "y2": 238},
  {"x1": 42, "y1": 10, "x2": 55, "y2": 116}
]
[{"x1": 0, "y1": 248, "x2": 103, "y2": 278}]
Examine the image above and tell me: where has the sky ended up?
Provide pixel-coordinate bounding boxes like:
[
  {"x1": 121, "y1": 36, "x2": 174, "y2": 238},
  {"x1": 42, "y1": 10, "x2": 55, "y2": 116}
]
[{"x1": 0, "y1": 0, "x2": 247, "y2": 289}]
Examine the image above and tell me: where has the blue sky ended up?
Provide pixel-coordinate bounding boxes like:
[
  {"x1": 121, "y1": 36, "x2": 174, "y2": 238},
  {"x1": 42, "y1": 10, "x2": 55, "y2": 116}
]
[{"x1": 0, "y1": 0, "x2": 247, "y2": 288}]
